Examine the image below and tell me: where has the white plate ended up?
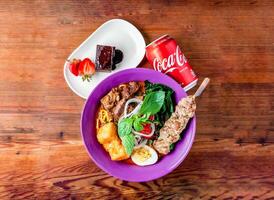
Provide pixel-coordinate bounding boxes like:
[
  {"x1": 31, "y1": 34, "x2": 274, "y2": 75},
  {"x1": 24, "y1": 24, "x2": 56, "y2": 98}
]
[{"x1": 64, "y1": 19, "x2": 146, "y2": 99}]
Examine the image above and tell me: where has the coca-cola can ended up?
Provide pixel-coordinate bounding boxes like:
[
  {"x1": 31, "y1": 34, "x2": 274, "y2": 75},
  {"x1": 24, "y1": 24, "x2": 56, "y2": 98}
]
[{"x1": 146, "y1": 35, "x2": 198, "y2": 91}]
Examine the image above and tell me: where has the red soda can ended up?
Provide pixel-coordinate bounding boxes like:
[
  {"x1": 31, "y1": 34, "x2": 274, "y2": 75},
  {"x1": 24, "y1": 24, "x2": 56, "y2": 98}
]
[{"x1": 146, "y1": 35, "x2": 198, "y2": 91}]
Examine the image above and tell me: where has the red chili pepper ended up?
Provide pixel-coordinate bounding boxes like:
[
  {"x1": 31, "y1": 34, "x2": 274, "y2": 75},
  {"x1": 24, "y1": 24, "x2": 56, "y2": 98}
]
[
  {"x1": 140, "y1": 115, "x2": 154, "y2": 138},
  {"x1": 149, "y1": 115, "x2": 155, "y2": 120}
]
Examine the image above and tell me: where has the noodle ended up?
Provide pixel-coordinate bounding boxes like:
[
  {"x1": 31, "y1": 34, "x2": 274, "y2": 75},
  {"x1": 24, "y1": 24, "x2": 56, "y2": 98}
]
[{"x1": 96, "y1": 107, "x2": 113, "y2": 130}]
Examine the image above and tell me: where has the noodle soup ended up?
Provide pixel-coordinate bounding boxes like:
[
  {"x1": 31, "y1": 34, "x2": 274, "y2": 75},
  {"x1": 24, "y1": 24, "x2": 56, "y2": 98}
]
[{"x1": 95, "y1": 81, "x2": 179, "y2": 166}]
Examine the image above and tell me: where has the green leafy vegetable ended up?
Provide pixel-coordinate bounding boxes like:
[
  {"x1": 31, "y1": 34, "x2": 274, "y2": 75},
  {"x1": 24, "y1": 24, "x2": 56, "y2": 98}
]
[
  {"x1": 147, "y1": 139, "x2": 153, "y2": 145},
  {"x1": 121, "y1": 134, "x2": 135, "y2": 155},
  {"x1": 118, "y1": 118, "x2": 136, "y2": 155},
  {"x1": 117, "y1": 81, "x2": 175, "y2": 155},
  {"x1": 145, "y1": 81, "x2": 175, "y2": 134},
  {"x1": 169, "y1": 143, "x2": 175, "y2": 151},
  {"x1": 133, "y1": 114, "x2": 152, "y2": 131},
  {"x1": 118, "y1": 118, "x2": 133, "y2": 138},
  {"x1": 139, "y1": 91, "x2": 165, "y2": 115},
  {"x1": 133, "y1": 118, "x2": 144, "y2": 131}
]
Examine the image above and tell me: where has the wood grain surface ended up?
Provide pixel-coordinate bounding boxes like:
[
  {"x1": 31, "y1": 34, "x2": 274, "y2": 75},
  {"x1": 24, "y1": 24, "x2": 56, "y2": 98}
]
[{"x1": 0, "y1": 0, "x2": 273, "y2": 199}]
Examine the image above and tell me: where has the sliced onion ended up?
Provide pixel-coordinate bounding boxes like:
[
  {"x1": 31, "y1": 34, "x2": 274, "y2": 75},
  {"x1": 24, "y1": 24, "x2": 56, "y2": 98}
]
[
  {"x1": 124, "y1": 98, "x2": 143, "y2": 118},
  {"x1": 132, "y1": 123, "x2": 155, "y2": 138},
  {"x1": 125, "y1": 103, "x2": 142, "y2": 119},
  {"x1": 136, "y1": 139, "x2": 148, "y2": 147},
  {"x1": 119, "y1": 98, "x2": 143, "y2": 123},
  {"x1": 134, "y1": 135, "x2": 148, "y2": 146},
  {"x1": 134, "y1": 135, "x2": 142, "y2": 145}
]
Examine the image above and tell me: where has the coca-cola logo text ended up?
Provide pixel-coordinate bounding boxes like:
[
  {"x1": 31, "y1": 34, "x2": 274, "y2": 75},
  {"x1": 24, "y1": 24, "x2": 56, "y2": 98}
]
[{"x1": 153, "y1": 46, "x2": 187, "y2": 73}]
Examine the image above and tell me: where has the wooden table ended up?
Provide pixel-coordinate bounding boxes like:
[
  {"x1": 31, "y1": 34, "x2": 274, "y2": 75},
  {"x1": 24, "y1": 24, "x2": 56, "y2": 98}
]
[{"x1": 0, "y1": 0, "x2": 273, "y2": 199}]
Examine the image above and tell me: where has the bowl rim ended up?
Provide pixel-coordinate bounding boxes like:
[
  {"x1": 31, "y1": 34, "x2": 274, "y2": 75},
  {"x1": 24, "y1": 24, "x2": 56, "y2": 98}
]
[{"x1": 80, "y1": 68, "x2": 196, "y2": 182}]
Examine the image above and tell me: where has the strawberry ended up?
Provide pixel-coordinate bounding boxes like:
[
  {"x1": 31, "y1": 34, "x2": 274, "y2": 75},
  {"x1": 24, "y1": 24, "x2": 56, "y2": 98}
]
[
  {"x1": 68, "y1": 59, "x2": 81, "y2": 76},
  {"x1": 78, "y1": 58, "x2": 96, "y2": 82}
]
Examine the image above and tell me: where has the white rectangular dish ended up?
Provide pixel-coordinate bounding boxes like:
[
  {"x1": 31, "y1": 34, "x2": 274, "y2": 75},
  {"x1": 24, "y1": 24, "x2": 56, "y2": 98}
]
[{"x1": 64, "y1": 19, "x2": 146, "y2": 99}]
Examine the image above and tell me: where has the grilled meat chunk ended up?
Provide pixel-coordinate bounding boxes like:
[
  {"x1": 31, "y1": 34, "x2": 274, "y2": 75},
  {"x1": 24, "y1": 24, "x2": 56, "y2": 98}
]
[
  {"x1": 100, "y1": 88, "x2": 120, "y2": 110},
  {"x1": 100, "y1": 82, "x2": 143, "y2": 122},
  {"x1": 112, "y1": 98, "x2": 126, "y2": 121},
  {"x1": 128, "y1": 81, "x2": 140, "y2": 94}
]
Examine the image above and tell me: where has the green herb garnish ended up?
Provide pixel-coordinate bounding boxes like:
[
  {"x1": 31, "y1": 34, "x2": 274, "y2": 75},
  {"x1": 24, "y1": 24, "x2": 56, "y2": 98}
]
[
  {"x1": 118, "y1": 118, "x2": 133, "y2": 137},
  {"x1": 139, "y1": 91, "x2": 165, "y2": 115},
  {"x1": 144, "y1": 81, "x2": 174, "y2": 130},
  {"x1": 121, "y1": 134, "x2": 135, "y2": 155},
  {"x1": 117, "y1": 86, "x2": 174, "y2": 155},
  {"x1": 118, "y1": 118, "x2": 135, "y2": 155}
]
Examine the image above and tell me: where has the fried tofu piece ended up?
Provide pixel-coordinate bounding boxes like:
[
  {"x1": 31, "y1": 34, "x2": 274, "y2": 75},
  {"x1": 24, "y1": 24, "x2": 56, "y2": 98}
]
[
  {"x1": 104, "y1": 140, "x2": 129, "y2": 160},
  {"x1": 97, "y1": 122, "x2": 129, "y2": 161},
  {"x1": 97, "y1": 122, "x2": 117, "y2": 144}
]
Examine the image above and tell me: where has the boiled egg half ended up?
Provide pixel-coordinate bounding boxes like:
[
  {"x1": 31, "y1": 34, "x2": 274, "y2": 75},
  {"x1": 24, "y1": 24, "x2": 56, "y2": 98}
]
[{"x1": 131, "y1": 145, "x2": 158, "y2": 166}]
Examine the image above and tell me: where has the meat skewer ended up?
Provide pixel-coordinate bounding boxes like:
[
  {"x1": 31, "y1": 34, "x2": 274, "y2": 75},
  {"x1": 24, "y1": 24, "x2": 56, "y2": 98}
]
[{"x1": 153, "y1": 78, "x2": 210, "y2": 155}]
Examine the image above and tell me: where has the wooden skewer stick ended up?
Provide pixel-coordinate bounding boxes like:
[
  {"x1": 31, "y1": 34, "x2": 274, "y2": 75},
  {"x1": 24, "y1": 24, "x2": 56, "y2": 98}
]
[{"x1": 194, "y1": 78, "x2": 210, "y2": 98}]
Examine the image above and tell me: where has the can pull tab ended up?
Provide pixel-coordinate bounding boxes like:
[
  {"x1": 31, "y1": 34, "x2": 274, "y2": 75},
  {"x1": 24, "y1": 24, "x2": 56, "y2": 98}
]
[{"x1": 194, "y1": 78, "x2": 210, "y2": 98}]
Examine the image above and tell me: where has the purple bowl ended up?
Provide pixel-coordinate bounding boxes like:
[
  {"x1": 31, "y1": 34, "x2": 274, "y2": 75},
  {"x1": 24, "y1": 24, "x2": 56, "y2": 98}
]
[{"x1": 81, "y1": 68, "x2": 196, "y2": 182}]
